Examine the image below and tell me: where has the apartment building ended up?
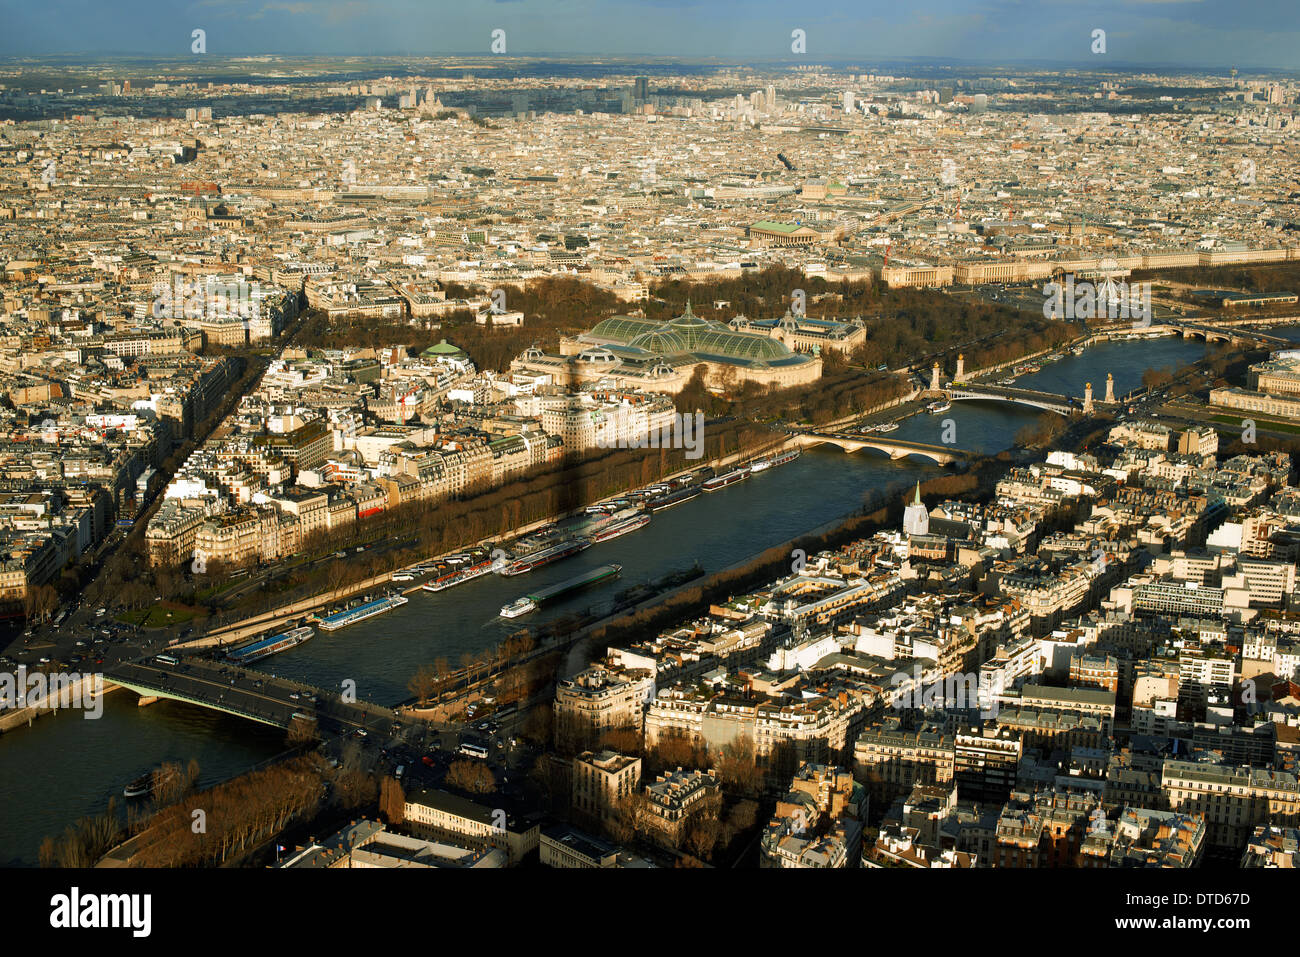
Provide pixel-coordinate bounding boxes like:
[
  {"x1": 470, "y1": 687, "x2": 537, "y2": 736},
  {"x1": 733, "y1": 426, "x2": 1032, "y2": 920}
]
[
  {"x1": 1161, "y1": 761, "x2": 1300, "y2": 848},
  {"x1": 572, "y1": 750, "x2": 642, "y2": 831},
  {"x1": 553, "y1": 666, "x2": 656, "y2": 750}
]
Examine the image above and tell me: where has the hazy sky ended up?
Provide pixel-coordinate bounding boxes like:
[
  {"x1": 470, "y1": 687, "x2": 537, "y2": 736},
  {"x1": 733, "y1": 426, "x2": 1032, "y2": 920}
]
[{"x1": 1, "y1": 0, "x2": 1297, "y2": 70}]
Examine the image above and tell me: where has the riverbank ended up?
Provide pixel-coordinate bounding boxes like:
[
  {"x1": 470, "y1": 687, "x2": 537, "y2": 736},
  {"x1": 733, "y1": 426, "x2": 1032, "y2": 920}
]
[{"x1": 177, "y1": 423, "x2": 839, "y2": 654}]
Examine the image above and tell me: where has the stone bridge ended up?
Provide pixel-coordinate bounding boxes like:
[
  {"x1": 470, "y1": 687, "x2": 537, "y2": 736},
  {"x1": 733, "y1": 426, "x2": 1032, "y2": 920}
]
[{"x1": 794, "y1": 432, "x2": 967, "y2": 464}]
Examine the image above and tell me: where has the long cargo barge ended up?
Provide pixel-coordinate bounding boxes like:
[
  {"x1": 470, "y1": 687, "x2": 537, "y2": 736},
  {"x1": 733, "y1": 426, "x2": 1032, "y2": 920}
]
[
  {"x1": 313, "y1": 593, "x2": 409, "y2": 631},
  {"x1": 647, "y1": 486, "x2": 702, "y2": 511},
  {"x1": 500, "y1": 539, "x2": 590, "y2": 576},
  {"x1": 500, "y1": 563, "x2": 623, "y2": 618},
  {"x1": 227, "y1": 625, "x2": 314, "y2": 664}
]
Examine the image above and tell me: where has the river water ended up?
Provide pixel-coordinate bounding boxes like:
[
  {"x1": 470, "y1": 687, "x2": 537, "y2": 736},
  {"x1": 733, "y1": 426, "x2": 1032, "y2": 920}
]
[{"x1": 0, "y1": 330, "x2": 1262, "y2": 864}]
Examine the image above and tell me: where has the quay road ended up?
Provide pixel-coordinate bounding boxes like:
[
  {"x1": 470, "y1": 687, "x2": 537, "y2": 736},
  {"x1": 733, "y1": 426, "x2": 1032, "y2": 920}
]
[{"x1": 105, "y1": 656, "x2": 414, "y2": 739}]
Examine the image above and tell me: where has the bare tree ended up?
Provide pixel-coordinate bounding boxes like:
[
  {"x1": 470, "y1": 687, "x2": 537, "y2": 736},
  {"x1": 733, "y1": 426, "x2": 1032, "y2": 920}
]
[
  {"x1": 446, "y1": 759, "x2": 496, "y2": 795},
  {"x1": 379, "y1": 776, "x2": 406, "y2": 824},
  {"x1": 408, "y1": 664, "x2": 439, "y2": 706}
]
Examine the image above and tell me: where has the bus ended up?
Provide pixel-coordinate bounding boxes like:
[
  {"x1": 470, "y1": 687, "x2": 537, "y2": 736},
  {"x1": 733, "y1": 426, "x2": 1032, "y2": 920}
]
[
  {"x1": 458, "y1": 743, "x2": 488, "y2": 760},
  {"x1": 155, "y1": 654, "x2": 179, "y2": 666}
]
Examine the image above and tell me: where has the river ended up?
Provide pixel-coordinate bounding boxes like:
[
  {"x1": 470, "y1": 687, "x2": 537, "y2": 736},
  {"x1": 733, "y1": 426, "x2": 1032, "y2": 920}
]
[{"x1": 0, "y1": 330, "x2": 1258, "y2": 864}]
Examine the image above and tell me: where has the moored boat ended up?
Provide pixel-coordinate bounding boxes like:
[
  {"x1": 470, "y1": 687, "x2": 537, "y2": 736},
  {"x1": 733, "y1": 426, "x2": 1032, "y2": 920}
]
[
  {"x1": 228, "y1": 625, "x2": 314, "y2": 664},
  {"x1": 648, "y1": 486, "x2": 702, "y2": 511},
  {"x1": 702, "y1": 467, "x2": 750, "y2": 492},
  {"x1": 500, "y1": 539, "x2": 590, "y2": 576},
  {"x1": 591, "y1": 514, "x2": 650, "y2": 543}
]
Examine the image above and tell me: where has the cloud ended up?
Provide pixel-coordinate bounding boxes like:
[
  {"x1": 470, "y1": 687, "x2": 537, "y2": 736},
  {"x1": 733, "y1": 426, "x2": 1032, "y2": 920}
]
[{"x1": 250, "y1": 0, "x2": 368, "y2": 22}]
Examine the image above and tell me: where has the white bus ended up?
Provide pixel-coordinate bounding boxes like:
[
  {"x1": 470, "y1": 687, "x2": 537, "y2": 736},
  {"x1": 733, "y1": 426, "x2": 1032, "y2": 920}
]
[{"x1": 458, "y1": 743, "x2": 488, "y2": 760}]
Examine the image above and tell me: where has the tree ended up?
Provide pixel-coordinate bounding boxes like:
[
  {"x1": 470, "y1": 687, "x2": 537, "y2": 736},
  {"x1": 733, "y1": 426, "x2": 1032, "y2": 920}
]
[
  {"x1": 686, "y1": 815, "x2": 721, "y2": 861},
  {"x1": 715, "y1": 738, "x2": 760, "y2": 796},
  {"x1": 446, "y1": 759, "x2": 496, "y2": 795},
  {"x1": 24, "y1": 584, "x2": 58, "y2": 623},
  {"x1": 408, "y1": 664, "x2": 439, "y2": 706},
  {"x1": 1142, "y1": 366, "x2": 1175, "y2": 390},
  {"x1": 614, "y1": 791, "x2": 657, "y2": 842},
  {"x1": 598, "y1": 726, "x2": 644, "y2": 755},
  {"x1": 379, "y1": 776, "x2": 406, "y2": 824},
  {"x1": 727, "y1": 798, "x2": 760, "y2": 833}
]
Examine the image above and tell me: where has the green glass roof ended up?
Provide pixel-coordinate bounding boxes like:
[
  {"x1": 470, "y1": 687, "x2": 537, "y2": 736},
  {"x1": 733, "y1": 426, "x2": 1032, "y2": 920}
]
[{"x1": 583, "y1": 304, "x2": 811, "y2": 367}]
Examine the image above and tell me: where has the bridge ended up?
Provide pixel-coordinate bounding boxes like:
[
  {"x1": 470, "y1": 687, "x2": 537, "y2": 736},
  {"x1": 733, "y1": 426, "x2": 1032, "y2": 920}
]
[
  {"x1": 1178, "y1": 322, "x2": 1292, "y2": 348},
  {"x1": 1136, "y1": 321, "x2": 1294, "y2": 349},
  {"x1": 106, "y1": 657, "x2": 400, "y2": 736},
  {"x1": 945, "y1": 384, "x2": 1079, "y2": 415},
  {"x1": 794, "y1": 432, "x2": 969, "y2": 464}
]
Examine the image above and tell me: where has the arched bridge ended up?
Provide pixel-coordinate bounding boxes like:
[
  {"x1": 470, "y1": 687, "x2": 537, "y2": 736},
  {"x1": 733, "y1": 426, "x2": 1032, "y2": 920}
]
[
  {"x1": 106, "y1": 657, "x2": 399, "y2": 736},
  {"x1": 1169, "y1": 321, "x2": 1292, "y2": 348},
  {"x1": 794, "y1": 432, "x2": 968, "y2": 464},
  {"x1": 945, "y1": 385, "x2": 1077, "y2": 415}
]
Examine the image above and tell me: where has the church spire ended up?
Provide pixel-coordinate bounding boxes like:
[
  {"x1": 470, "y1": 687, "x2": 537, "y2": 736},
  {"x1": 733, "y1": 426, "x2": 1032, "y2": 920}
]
[{"x1": 913, "y1": 481, "x2": 922, "y2": 506}]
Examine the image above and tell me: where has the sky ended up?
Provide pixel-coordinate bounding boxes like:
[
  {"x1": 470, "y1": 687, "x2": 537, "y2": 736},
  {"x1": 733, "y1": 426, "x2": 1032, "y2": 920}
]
[{"x1": 0, "y1": 0, "x2": 1298, "y2": 71}]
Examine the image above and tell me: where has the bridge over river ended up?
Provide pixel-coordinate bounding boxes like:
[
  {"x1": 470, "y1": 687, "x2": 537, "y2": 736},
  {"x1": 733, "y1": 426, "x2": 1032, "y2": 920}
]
[
  {"x1": 945, "y1": 383, "x2": 1080, "y2": 415},
  {"x1": 106, "y1": 657, "x2": 401, "y2": 737},
  {"x1": 793, "y1": 431, "x2": 970, "y2": 464}
]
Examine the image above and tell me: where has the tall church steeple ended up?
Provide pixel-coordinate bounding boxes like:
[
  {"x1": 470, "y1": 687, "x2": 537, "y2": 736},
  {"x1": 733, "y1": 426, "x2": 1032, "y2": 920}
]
[{"x1": 902, "y1": 481, "x2": 929, "y2": 538}]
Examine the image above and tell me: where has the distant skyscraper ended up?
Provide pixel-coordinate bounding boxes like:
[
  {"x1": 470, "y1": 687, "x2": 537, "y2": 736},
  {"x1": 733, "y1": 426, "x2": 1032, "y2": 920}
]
[
  {"x1": 766, "y1": 84, "x2": 776, "y2": 110},
  {"x1": 842, "y1": 90, "x2": 855, "y2": 113},
  {"x1": 634, "y1": 76, "x2": 649, "y2": 101}
]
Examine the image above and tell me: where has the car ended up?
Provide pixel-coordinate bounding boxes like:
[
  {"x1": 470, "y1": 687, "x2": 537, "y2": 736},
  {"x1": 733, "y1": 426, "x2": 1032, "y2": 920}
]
[{"x1": 289, "y1": 693, "x2": 300, "y2": 700}]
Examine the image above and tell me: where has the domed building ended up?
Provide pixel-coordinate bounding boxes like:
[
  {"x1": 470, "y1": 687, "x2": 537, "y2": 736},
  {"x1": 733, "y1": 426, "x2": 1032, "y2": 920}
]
[{"x1": 510, "y1": 302, "x2": 823, "y2": 395}]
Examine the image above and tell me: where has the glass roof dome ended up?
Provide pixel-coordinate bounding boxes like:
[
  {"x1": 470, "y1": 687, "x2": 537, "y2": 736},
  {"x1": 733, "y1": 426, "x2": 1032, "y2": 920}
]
[{"x1": 590, "y1": 301, "x2": 798, "y2": 364}]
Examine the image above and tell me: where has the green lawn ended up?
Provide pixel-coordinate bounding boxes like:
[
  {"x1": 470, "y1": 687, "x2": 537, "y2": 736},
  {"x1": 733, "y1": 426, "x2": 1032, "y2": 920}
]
[
  {"x1": 1209, "y1": 413, "x2": 1300, "y2": 436},
  {"x1": 118, "y1": 605, "x2": 201, "y2": 628}
]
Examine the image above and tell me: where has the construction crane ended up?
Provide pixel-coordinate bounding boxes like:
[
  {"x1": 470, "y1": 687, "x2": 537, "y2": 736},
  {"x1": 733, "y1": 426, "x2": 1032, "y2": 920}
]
[{"x1": 395, "y1": 384, "x2": 419, "y2": 425}]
